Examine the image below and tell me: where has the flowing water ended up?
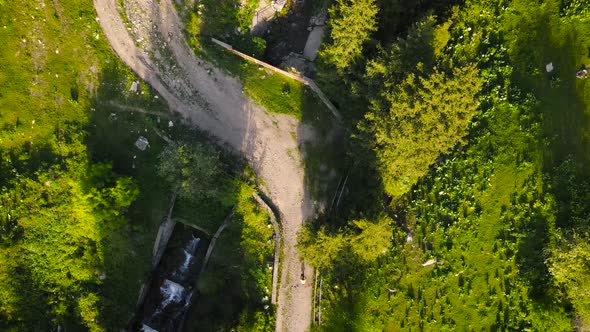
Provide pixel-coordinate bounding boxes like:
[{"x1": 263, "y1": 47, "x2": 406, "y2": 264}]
[
  {"x1": 134, "y1": 227, "x2": 207, "y2": 332},
  {"x1": 178, "y1": 236, "x2": 200, "y2": 277},
  {"x1": 160, "y1": 279, "x2": 185, "y2": 309}
]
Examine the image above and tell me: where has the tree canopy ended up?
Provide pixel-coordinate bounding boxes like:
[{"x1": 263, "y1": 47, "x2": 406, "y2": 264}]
[
  {"x1": 157, "y1": 143, "x2": 226, "y2": 202},
  {"x1": 320, "y1": 0, "x2": 379, "y2": 73},
  {"x1": 364, "y1": 65, "x2": 482, "y2": 196},
  {"x1": 298, "y1": 216, "x2": 392, "y2": 271}
]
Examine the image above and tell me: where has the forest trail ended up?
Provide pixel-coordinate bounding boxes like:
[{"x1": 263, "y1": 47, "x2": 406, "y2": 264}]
[{"x1": 93, "y1": 0, "x2": 314, "y2": 331}]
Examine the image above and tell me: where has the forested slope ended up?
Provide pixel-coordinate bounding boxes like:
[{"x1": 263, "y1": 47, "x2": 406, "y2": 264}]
[{"x1": 301, "y1": 0, "x2": 590, "y2": 330}]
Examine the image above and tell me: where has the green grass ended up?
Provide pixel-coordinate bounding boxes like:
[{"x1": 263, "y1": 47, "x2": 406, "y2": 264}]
[
  {"x1": 312, "y1": 0, "x2": 590, "y2": 330},
  {"x1": 0, "y1": 0, "x2": 187, "y2": 330},
  {"x1": 184, "y1": 183, "x2": 276, "y2": 331},
  {"x1": 503, "y1": 0, "x2": 590, "y2": 171},
  {"x1": 183, "y1": 0, "x2": 314, "y2": 119},
  {"x1": 198, "y1": 39, "x2": 308, "y2": 118}
]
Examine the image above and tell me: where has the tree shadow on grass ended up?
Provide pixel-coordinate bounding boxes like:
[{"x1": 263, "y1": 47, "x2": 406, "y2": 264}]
[
  {"x1": 504, "y1": 0, "x2": 590, "y2": 303},
  {"x1": 84, "y1": 61, "x2": 177, "y2": 330}
]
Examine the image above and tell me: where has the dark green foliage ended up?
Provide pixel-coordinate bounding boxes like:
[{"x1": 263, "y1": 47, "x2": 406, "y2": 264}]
[
  {"x1": 321, "y1": 0, "x2": 379, "y2": 73},
  {"x1": 364, "y1": 64, "x2": 482, "y2": 196},
  {"x1": 374, "y1": 0, "x2": 459, "y2": 43},
  {"x1": 304, "y1": 0, "x2": 590, "y2": 330},
  {"x1": 157, "y1": 143, "x2": 225, "y2": 202},
  {"x1": 298, "y1": 216, "x2": 392, "y2": 271},
  {"x1": 234, "y1": 36, "x2": 267, "y2": 58},
  {"x1": 549, "y1": 236, "x2": 590, "y2": 328},
  {"x1": 0, "y1": 162, "x2": 138, "y2": 331},
  {"x1": 184, "y1": 183, "x2": 276, "y2": 332}
]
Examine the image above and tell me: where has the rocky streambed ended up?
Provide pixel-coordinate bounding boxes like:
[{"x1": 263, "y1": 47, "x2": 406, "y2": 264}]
[{"x1": 131, "y1": 224, "x2": 209, "y2": 332}]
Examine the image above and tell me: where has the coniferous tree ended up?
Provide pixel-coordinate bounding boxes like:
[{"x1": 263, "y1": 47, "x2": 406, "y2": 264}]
[{"x1": 364, "y1": 65, "x2": 482, "y2": 196}]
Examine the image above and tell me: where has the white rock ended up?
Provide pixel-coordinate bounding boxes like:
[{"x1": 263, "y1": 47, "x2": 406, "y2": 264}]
[
  {"x1": 135, "y1": 136, "x2": 149, "y2": 151},
  {"x1": 168, "y1": 120, "x2": 174, "y2": 128},
  {"x1": 546, "y1": 62, "x2": 554, "y2": 72},
  {"x1": 421, "y1": 259, "x2": 437, "y2": 267},
  {"x1": 130, "y1": 81, "x2": 139, "y2": 93},
  {"x1": 406, "y1": 233, "x2": 413, "y2": 242}
]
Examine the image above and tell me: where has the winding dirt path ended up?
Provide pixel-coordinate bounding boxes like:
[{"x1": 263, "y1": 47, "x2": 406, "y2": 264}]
[{"x1": 93, "y1": 0, "x2": 314, "y2": 331}]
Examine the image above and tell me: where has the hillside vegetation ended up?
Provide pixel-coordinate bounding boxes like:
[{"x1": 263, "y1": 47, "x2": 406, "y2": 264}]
[
  {"x1": 2, "y1": 0, "x2": 590, "y2": 330},
  {"x1": 301, "y1": 0, "x2": 590, "y2": 330},
  {"x1": 0, "y1": 1, "x2": 277, "y2": 330}
]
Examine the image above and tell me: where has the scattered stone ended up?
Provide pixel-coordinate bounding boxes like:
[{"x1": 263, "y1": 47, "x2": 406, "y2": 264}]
[
  {"x1": 130, "y1": 81, "x2": 139, "y2": 93},
  {"x1": 545, "y1": 62, "x2": 554, "y2": 73},
  {"x1": 421, "y1": 259, "x2": 437, "y2": 267},
  {"x1": 576, "y1": 66, "x2": 589, "y2": 79},
  {"x1": 134, "y1": 136, "x2": 149, "y2": 151}
]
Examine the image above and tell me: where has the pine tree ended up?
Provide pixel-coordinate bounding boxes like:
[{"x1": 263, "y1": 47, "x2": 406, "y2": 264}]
[
  {"x1": 321, "y1": 0, "x2": 379, "y2": 73},
  {"x1": 364, "y1": 65, "x2": 482, "y2": 196}
]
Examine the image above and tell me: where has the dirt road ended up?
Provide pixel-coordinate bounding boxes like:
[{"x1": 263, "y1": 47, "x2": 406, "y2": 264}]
[{"x1": 93, "y1": 0, "x2": 314, "y2": 331}]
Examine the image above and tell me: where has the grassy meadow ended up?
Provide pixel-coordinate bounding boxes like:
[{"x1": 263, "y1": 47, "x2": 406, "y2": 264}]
[{"x1": 304, "y1": 0, "x2": 590, "y2": 330}]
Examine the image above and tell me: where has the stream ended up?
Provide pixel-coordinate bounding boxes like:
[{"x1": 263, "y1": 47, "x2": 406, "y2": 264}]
[{"x1": 133, "y1": 225, "x2": 208, "y2": 332}]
